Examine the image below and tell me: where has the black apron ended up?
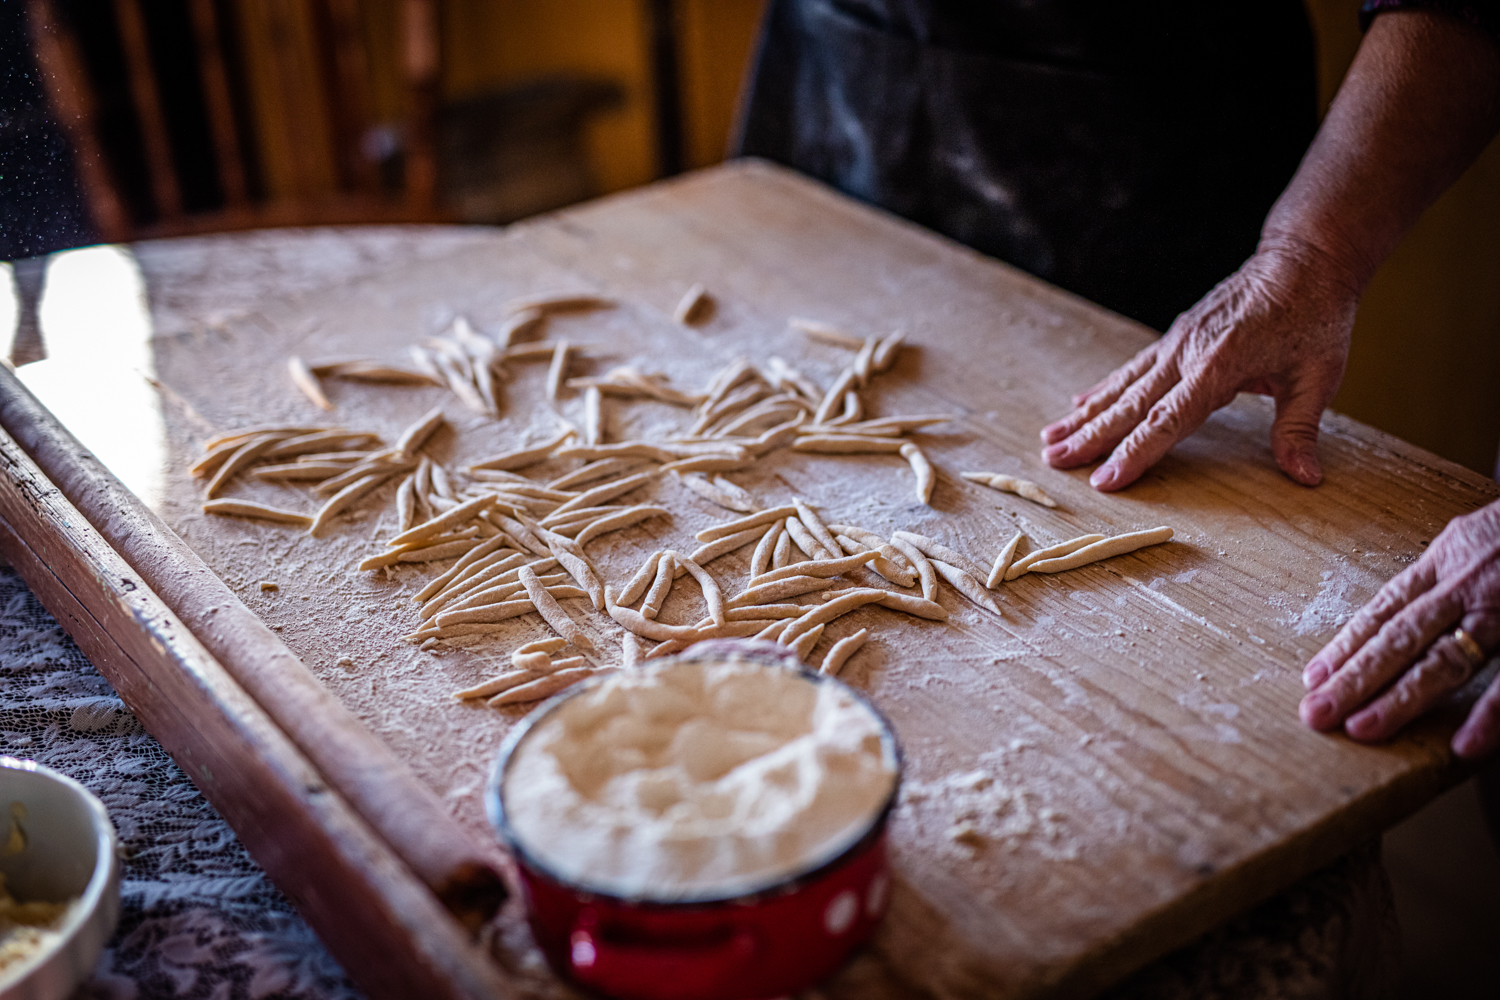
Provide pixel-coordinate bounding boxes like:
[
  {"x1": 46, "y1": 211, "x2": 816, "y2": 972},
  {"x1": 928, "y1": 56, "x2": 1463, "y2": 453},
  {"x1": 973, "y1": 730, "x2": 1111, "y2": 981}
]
[{"x1": 736, "y1": 0, "x2": 1318, "y2": 331}]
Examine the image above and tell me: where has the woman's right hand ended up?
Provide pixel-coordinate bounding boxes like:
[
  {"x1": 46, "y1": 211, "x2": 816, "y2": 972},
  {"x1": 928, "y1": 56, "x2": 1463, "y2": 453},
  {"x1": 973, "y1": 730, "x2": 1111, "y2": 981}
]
[{"x1": 1040, "y1": 237, "x2": 1359, "y2": 492}]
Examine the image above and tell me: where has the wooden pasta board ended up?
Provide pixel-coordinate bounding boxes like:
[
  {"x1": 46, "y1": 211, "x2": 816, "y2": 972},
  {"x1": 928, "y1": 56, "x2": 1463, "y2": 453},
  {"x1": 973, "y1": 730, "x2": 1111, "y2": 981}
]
[{"x1": 35, "y1": 161, "x2": 1500, "y2": 998}]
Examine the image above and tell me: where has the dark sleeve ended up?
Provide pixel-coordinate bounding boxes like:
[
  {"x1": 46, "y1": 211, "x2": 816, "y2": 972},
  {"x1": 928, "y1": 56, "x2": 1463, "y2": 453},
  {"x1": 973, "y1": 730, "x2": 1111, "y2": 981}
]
[{"x1": 1360, "y1": 1, "x2": 1500, "y2": 41}]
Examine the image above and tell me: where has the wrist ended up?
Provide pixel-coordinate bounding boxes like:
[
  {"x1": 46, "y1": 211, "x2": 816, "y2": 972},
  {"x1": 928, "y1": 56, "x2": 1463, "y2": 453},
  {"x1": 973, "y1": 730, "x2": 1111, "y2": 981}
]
[{"x1": 1252, "y1": 229, "x2": 1370, "y2": 305}]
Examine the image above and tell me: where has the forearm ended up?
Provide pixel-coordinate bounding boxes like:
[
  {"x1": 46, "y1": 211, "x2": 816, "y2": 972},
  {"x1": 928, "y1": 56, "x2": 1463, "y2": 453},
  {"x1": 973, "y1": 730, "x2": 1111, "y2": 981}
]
[{"x1": 1261, "y1": 10, "x2": 1500, "y2": 291}]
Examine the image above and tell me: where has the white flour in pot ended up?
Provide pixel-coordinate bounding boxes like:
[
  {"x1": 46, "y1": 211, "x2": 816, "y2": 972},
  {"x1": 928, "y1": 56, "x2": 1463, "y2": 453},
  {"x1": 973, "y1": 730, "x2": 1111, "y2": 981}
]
[{"x1": 502, "y1": 656, "x2": 898, "y2": 900}]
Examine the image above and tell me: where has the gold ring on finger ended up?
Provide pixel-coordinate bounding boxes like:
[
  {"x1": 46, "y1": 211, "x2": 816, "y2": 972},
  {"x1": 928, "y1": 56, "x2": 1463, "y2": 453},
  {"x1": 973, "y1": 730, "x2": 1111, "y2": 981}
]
[{"x1": 1451, "y1": 627, "x2": 1486, "y2": 669}]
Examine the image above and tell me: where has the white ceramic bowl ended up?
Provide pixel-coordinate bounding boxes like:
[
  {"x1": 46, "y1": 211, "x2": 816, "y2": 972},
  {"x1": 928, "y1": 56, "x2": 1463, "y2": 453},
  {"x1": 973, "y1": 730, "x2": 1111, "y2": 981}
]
[{"x1": 0, "y1": 757, "x2": 120, "y2": 1000}]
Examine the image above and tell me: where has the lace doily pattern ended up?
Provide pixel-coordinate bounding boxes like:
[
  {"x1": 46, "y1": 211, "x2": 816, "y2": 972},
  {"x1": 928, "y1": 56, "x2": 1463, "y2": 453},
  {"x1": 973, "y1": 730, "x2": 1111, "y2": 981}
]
[{"x1": 0, "y1": 568, "x2": 361, "y2": 1000}]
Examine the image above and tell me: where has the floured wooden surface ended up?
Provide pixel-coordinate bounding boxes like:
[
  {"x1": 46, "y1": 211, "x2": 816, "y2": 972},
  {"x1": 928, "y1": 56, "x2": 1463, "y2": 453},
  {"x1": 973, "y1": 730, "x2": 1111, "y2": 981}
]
[{"x1": 128, "y1": 165, "x2": 1494, "y2": 997}]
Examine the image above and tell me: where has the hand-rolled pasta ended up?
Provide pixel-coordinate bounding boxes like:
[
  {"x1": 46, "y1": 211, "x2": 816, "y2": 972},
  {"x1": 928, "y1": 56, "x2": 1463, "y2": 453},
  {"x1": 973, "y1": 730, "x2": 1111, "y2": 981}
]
[
  {"x1": 642, "y1": 553, "x2": 676, "y2": 620},
  {"x1": 771, "y1": 529, "x2": 794, "y2": 570},
  {"x1": 1005, "y1": 533, "x2": 1106, "y2": 581},
  {"x1": 583, "y1": 385, "x2": 603, "y2": 446},
  {"x1": 779, "y1": 589, "x2": 887, "y2": 647},
  {"x1": 792, "y1": 434, "x2": 906, "y2": 455},
  {"x1": 783, "y1": 517, "x2": 832, "y2": 561},
  {"x1": 546, "y1": 340, "x2": 571, "y2": 401},
  {"x1": 548, "y1": 457, "x2": 648, "y2": 490},
  {"x1": 695, "y1": 506, "x2": 799, "y2": 543},
  {"x1": 726, "y1": 575, "x2": 833, "y2": 608},
  {"x1": 755, "y1": 619, "x2": 793, "y2": 642},
  {"x1": 265, "y1": 429, "x2": 380, "y2": 458},
  {"x1": 787, "y1": 623, "x2": 825, "y2": 661},
  {"x1": 618, "y1": 550, "x2": 664, "y2": 607},
  {"x1": 987, "y1": 532, "x2": 1025, "y2": 589},
  {"x1": 435, "y1": 599, "x2": 536, "y2": 628},
  {"x1": 536, "y1": 526, "x2": 605, "y2": 610},
  {"x1": 1022, "y1": 526, "x2": 1174, "y2": 574},
  {"x1": 750, "y1": 550, "x2": 876, "y2": 587},
  {"x1": 607, "y1": 597, "x2": 705, "y2": 642},
  {"x1": 673, "y1": 283, "x2": 710, "y2": 325},
  {"x1": 316, "y1": 456, "x2": 416, "y2": 496},
  {"x1": 309, "y1": 472, "x2": 393, "y2": 537},
  {"x1": 469, "y1": 428, "x2": 574, "y2": 471},
  {"x1": 519, "y1": 564, "x2": 594, "y2": 650},
  {"x1": 960, "y1": 471, "x2": 1058, "y2": 508},
  {"x1": 900, "y1": 443, "x2": 935, "y2": 504},
  {"x1": 202, "y1": 499, "x2": 312, "y2": 527},
  {"x1": 621, "y1": 632, "x2": 643, "y2": 669},
  {"x1": 395, "y1": 405, "x2": 447, "y2": 456},
  {"x1": 871, "y1": 331, "x2": 906, "y2": 372},
  {"x1": 891, "y1": 531, "x2": 986, "y2": 582},
  {"x1": 791, "y1": 500, "x2": 841, "y2": 557},
  {"x1": 668, "y1": 551, "x2": 726, "y2": 626},
  {"x1": 205, "y1": 432, "x2": 289, "y2": 499},
  {"x1": 452, "y1": 667, "x2": 542, "y2": 700},
  {"x1": 749, "y1": 519, "x2": 785, "y2": 579},
  {"x1": 574, "y1": 505, "x2": 670, "y2": 548},
  {"x1": 887, "y1": 536, "x2": 938, "y2": 602},
  {"x1": 873, "y1": 591, "x2": 948, "y2": 620},
  {"x1": 820, "y1": 629, "x2": 869, "y2": 676},
  {"x1": 676, "y1": 473, "x2": 755, "y2": 513},
  {"x1": 203, "y1": 424, "x2": 322, "y2": 451},
  {"x1": 503, "y1": 291, "x2": 614, "y2": 315},
  {"x1": 790, "y1": 317, "x2": 863, "y2": 349},
  {"x1": 548, "y1": 471, "x2": 657, "y2": 517},
  {"x1": 388, "y1": 494, "x2": 493, "y2": 548},
  {"x1": 488, "y1": 666, "x2": 598, "y2": 707},
  {"x1": 930, "y1": 560, "x2": 1002, "y2": 616},
  {"x1": 288, "y1": 355, "x2": 334, "y2": 410},
  {"x1": 831, "y1": 534, "x2": 916, "y2": 588},
  {"x1": 517, "y1": 637, "x2": 568, "y2": 657},
  {"x1": 801, "y1": 414, "x2": 950, "y2": 436},
  {"x1": 813, "y1": 368, "x2": 858, "y2": 425}
]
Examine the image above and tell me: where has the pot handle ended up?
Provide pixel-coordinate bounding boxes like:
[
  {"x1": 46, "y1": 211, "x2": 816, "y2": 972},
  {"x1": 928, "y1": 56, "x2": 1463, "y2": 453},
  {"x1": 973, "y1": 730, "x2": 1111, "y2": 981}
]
[{"x1": 567, "y1": 916, "x2": 761, "y2": 1000}]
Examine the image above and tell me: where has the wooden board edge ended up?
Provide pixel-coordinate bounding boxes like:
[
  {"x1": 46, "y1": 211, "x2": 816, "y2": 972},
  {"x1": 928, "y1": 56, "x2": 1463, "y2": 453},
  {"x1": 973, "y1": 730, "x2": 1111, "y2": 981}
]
[
  {"x1": 1030, "y1": 738, "x2": 1470, "y2": 1000},
  {"x1": 0, "y1": 427, "x2": 522, "y2": 999},
  {"x1": 0, "y1": 366, "x2": 511, "y2": 929}
]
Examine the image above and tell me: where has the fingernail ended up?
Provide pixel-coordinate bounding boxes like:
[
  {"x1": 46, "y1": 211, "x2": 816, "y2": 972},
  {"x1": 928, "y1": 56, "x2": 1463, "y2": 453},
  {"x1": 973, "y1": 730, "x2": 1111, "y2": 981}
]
[
  {"x1": 1042, "y1": 443, "x2": 1068, "y2": 465},
  {"x1": 1090, "y1": 464, "x2": 1117, "y2": 490},
  {"x1": 1345, "y1": 710, "x2": 1380, "y2": 741},
  {"x1": 1040, "y1": 424, "x2": 1064, "y2": 444},
  {"x1": 1300, "y1": 693, "x2": 1332, "y2": 728}
]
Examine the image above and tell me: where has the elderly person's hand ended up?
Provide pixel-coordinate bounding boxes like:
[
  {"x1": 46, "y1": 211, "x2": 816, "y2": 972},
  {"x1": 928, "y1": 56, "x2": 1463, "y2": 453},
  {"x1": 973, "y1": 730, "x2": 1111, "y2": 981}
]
[
  {"x1": 1300, "y1": 500, "x2": 1500, "y2": 759},
  {"x1": 1038, "y1": 239, "x2": 1356, "y2": 491},
  {"x1": 1038, "y1": 10, "x2": 1500, "y2": 493}
]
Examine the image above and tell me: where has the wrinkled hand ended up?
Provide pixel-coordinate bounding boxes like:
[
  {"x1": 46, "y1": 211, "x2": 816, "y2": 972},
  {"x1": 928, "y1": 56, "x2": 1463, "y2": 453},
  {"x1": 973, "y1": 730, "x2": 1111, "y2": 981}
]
[
  {"x1": 1039, "y1": 240, "x2": 1357, "y2": 491},
  {"x1": 1301, "y1": 501, "x2": 1500, "y2": 759}
]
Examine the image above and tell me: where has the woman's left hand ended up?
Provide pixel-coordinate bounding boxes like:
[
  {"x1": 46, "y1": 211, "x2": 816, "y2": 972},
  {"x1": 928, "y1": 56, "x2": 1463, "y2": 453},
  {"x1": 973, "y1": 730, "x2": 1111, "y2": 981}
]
[{"x1": 1300, "y1": 498, "x2": 1500, "y2": 759}]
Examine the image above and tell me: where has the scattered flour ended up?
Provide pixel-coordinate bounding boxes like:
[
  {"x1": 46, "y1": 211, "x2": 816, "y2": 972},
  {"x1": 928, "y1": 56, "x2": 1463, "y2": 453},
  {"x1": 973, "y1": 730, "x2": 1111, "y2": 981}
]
[
  {"x1": 899, "y1": 766, "x2": 1076, "y2": 861},
  {"x1": 1272, "y1": 561, "x2": 1384, "y2": 637}
]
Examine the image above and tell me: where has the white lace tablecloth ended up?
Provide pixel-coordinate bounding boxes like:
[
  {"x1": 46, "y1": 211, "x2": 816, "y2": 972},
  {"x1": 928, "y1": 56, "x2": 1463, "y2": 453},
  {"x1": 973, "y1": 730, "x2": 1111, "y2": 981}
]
[{"x1": 0, "y1": 225, "x2": 1399, "y2": 1000}]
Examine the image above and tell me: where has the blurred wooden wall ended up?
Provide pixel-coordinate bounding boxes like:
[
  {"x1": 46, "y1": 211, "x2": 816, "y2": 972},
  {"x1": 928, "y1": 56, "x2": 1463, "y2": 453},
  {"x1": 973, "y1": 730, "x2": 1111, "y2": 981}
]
[
  {"x1": 224, "y1": 0, "x2": 763, "y2": 202},
  {"x1": 126, "y1": 0, "x2": 1500, "y2": 474},
  {"x1": 1307, "y1": 0, "x2": 1500, "y2": 476},
  {"x1": 356, "y1": 0, "x2": 765, "y2": 196}
]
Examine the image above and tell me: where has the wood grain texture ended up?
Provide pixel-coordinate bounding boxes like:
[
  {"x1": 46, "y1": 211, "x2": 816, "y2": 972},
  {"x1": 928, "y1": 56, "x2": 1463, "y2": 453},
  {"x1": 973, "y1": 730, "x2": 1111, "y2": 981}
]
[
  {"x1": 51, "y1": 162, "x2": 1500, "y2": 997},
  {"x1": 0, "y1": 369, "x2": 510, "y2": 930},
  {"x1": 0, "y1": 424, "x2": 515, "y2": 1000}
]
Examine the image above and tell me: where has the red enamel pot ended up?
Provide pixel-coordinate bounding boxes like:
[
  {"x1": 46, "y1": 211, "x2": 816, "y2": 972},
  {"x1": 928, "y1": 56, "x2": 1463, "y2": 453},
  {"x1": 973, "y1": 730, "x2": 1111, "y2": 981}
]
[{"x1": 486, "y1": 641, "x2": 902, "y2": 1000}]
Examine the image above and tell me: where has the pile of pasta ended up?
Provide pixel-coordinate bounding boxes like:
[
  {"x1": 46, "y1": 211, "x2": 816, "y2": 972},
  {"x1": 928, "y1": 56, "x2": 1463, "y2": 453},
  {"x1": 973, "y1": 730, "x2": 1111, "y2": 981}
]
[{"x1": 190, "y1": 291, "x2": 1172, "y2": 706}]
